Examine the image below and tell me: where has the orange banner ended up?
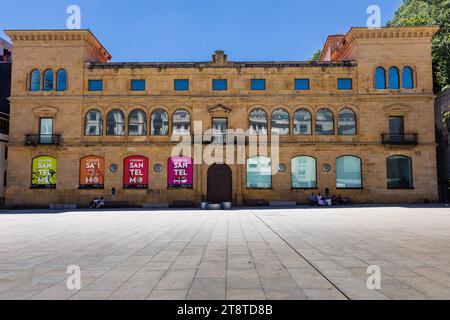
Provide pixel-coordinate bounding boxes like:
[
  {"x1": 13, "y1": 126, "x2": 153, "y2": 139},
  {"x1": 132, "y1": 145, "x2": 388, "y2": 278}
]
[{"x1": 80, "y1": 156, "x2": 105, "y2": 189}]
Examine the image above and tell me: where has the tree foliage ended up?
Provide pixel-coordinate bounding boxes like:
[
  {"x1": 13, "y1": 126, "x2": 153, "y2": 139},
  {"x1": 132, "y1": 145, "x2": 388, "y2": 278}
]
[
  {"x1": 387, "y1": 0, "x2": 450, "y2": 92},
  {"x1": 308, "y1": 50, "x2": 322, "y2": 62}
]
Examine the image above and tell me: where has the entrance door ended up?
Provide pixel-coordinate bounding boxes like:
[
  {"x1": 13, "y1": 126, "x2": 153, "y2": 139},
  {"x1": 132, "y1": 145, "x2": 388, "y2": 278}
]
[{"x1": 207, "y1": 164, "x2": 232, "y2": 203}]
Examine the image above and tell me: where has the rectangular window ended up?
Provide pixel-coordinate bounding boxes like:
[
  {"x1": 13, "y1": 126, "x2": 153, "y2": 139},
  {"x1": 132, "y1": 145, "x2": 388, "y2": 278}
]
[
  {"x1": 88, "y1": 80, "x2": 103, "y2": 91},
  {"x1": 247, "y1": 157, "x2": 272, "y2": 189},
  {"x1": 337, "y1": 78, "x2": 353, "y2": 90},
  {"x1": 212, "y1": 79, "x2": 228, "y2": 91},
  {"x1": 294, "y1": 79, "x2": 310, "y2": 90},
  {"x1": 174, "y1": 79, "x2": 189, "y2": 91},
  {"x1": 131, "y1": 79, "x2": 146, "y2": 91},
  {"x1": 39, "y1": 118, "x2": 53, "y2": 144},
  {"x1": 251, "y1": 79, "x2": 266, "y2": 91}
]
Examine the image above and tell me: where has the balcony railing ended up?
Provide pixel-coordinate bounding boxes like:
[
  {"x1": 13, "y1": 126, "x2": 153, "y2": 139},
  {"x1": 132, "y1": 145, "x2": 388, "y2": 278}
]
[
  {"x1": 198, "y1": 134, "x2": 251, "y2": 145},
  {"x1": 381, "y1": 133, "x2": 418, "y2": 145},
  {"x1": 25, "y1": 134, "x2": 61, "y2": 146}
]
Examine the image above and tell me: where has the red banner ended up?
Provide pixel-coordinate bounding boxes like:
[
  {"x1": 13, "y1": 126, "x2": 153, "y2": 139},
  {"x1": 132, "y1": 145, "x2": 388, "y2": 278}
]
[{"x1": 123, "y1": 156, "x2": 149, "y2": 189}]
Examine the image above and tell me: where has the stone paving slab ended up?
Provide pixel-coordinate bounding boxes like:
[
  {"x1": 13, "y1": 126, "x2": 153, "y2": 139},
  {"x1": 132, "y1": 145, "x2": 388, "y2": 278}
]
[{"x1": 0, "y1": 206, "x2": 449, "y2": 300}]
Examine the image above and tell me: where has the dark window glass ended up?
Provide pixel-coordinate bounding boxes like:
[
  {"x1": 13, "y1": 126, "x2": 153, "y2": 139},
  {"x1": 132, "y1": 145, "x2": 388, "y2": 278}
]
[
  {"x1": 389, "y1": 67, "x2": 400, "y2": 89},
  {"x1": 43, "y1": 69, "x2": 54, "y2": 91},
  {"x1": 295, "y1": 79, "x2": 310, "y2": 90},
  {"x1": 172, "y1": 110, "x2": 191, "y2": 135},
  {"x1": 151, "y1": 109, "x2": 169, "y2": 136},
  {"x1": 3, "y1": 171, "x2": 6, "y2": 188},
  {"x1": 293, "y1": 109, "x2": 312, "y2": 135},
  {"x1": 271, "y1": 109, "x2": 290, "y2": 135},
  {"x1": 402, "y1": 67, "x2": 414, "y2": 89},
  {"x1": 88, "y1": 80, "x2": 103, "y2": 91},
  {"x1": 249, "y1": 109, "x2": 268, "y2": 135},
  {"x1": 174, "y1": 79, "x2": 189, "y2": 91},
  {"x1": 128, "y1": 109, "x2": 147, "y2": 136},
  {"x1": 388, "y1": 117, "x2": 405, "y2": 143},
  {"x1": 251, "y1": 79, "x2": 266, "y2": 91},
  {"x1": 30, "y1": 69, "x2": 41, "y2": 91},
  {"x1": 106, "y1": 110, "x2": 125, "y2": 136},
  {"x1": 336, "y1": 156, "x2": 362, "y2": 188},
  {"x1": 375, "y1": 67, "x2": 386, "y2": 89},
  {"x1": 387, "y1": 156, "x2": 413, "y2": 189},
  {"x1": 56, "y1": 69, "x2": 67, "y2": 91},
  {"x1": 291, "y1": 156, "x2": 317, "y2": 188},
  {"x1": 337, "y1": 78, "x2": 352, "y2": 90},
  {"x1": 316, "y1": 108, "x2": 334, "y2": 135},
  {"x1": 131, "y1": 80, "x2": 146, "y2": 91},
  {"x1": 247, "y1": 156, "x2": 272, "y2": 189},
  {"x1": 85, "y1": 110, "x2": 103, "y2": 136},
  {"x1": 338, "y1": 108, "x2": 356, "y2": 135},
  {"x1": 212, "y1": 79, "x2": 227, "y2": 91}
]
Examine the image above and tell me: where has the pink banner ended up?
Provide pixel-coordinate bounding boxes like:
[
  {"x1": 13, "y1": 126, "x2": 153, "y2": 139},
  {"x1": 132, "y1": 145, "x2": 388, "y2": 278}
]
[{"x1": 168, "y1": 157, "x2": 193, "y2": 188}]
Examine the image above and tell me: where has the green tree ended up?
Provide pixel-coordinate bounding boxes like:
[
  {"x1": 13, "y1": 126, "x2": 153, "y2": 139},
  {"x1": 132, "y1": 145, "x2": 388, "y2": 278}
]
[
  {"x1": 308, "y1": 50, "x2": 322, "y2": 62},
  {"x1": 387, "y1": 0, "x2": 450, "y2": 92}
]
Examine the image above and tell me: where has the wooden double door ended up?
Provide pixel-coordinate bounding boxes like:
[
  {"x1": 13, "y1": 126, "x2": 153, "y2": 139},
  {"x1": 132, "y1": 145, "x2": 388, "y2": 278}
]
[{"x1": 207, "y1": 164, "x2": 232, "y2": 203}]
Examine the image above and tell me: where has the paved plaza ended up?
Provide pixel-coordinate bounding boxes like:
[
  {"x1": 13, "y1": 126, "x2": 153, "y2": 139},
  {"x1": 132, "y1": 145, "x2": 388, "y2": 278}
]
[{"x1": 0, "y1": 205, "x2": 449, "y2": 300}]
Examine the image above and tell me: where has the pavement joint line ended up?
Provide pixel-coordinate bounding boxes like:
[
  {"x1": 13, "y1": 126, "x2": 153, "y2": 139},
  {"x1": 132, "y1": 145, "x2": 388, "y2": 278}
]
[
  {"x1": 250, "y1": 210, "x2": 351, "y2": 301},
  {"x1": 144, "y1": 214, "x2": 211, "y2": 300}
]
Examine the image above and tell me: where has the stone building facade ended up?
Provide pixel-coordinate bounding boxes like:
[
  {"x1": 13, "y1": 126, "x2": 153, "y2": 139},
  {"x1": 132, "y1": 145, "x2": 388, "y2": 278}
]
[
  {"x1": 4, "y1": 26, "x2": 440, "y2": 208},
  {"x1": 0, "y1": 37, "x2": 12, "y2": 207},
  {"x1": 435, "y1": 88, "x2": 450, "y2": 202}
]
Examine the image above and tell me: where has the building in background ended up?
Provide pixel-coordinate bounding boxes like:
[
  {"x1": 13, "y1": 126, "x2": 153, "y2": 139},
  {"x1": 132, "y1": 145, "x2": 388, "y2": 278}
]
[
  {"x1": 0, "y1": 38, "x2": 12, "y2": 207},
  {"x1": 435, "y1": 88, "x2": 450, "y2": 202},
  {"x1": 4, "y1": 27, "x2": 440, "y2": 208}
]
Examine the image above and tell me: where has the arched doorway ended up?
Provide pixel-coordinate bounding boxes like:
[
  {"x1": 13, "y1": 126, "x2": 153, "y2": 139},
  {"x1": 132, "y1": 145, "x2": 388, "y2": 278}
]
[{"x1": 207, "y1": 164, "x2": 232, "y2": 203}]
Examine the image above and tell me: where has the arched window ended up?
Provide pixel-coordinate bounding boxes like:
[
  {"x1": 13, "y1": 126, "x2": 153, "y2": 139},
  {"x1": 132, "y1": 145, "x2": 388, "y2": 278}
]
[
  {"x1": 316, "y1": 108, "x2": 334, "y2": 135},
  {"x1": 85, "y1": 110, "x2": 103, "y2": 136},
  {"x1": 293, "y1": 109, "x2": 312, "y2": 135},
  {"x1": 271, "y1": 109, "x2": 290, "y2": 135},
  {"x1": 106, "y1": 109, "x2": 125, "y2": 136},
  {"x1": 30, "y1": 69, "x2": 41, "y2": 91},
  {"x1": 402, "y1": 67, "x2": 414, "y2": 89},
  {"x1": 291, "y1": 156, "x2": 317, "y2": 189},
  {"x1": 172, "y1": 109, "x2": 191, "y2": 135},
  {"x1": 338, "y1": 108, "x2": 356, "y2": 135},
  {"x1": 249, "y1": 109, "x2": 268, "y2": 135},
  {"x1": 128, "y1": 109, "x2": 147, "y2": 136},
  {"x1": 336, "y1": 156, "x2": 362, "y2": 189},
  {"x1": 387, "y1": 156, "x2": 413, "y2": 189},
  {"x1": 151, "y1": 109, "x2": 169, "y2": 136},
  {"x1": 56, "y1": 69, "x2": 67, "y2": 91},
  {"x1": 43, "y1": 69, "x2": 54, "y2": 91},
  {"x1": 247, "y1": 156, "x2": 272, "y2": 189},
  {"x1": 389, "y1": 67, "x2": 400, "y2": 90},
  {"x1": 375, "y1": 67, "x2": 386, "y2": 89}
]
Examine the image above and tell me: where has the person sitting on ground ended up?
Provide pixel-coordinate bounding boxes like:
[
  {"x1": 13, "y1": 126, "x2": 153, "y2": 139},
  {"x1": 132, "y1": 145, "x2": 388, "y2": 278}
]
[
  {"x1": 309, "y1": 193, "x2": 318, "y2": 206},
  {"x1": 318, "y1": 194, "x2": 325, "y2": 206},
  {"x1": 90, "y1": 198, "x2": 99, "y2": 209},
  {"x1": 325, "y1": 196, "x2": 332, "y2": 207},
  {"x1": 97, "y1": 197, "x2": 106, "y2": 209},
  {"x1": 336, "y1": 195, "x2": 344, "y2": 206}
]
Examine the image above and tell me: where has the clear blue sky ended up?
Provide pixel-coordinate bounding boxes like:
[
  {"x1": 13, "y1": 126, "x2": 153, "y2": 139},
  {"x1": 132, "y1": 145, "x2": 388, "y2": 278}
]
[{"x1": 0, "y1": 0, "x2": 403, "y2": 62}]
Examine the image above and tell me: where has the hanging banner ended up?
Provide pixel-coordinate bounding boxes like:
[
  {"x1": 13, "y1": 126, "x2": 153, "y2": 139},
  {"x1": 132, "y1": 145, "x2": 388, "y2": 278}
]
[
  {"x1": 32, "y1": 156, "x2": 57, "y2": 189},
  {"x1": 123, "y1": 156, "x2": 149, "y2": 189},
  {"x1": 168, "y1": 156, "x2": 193, "y2": 188},
  {"x1": 79, "y1": 156, "x2": 105, "y2": 189}
]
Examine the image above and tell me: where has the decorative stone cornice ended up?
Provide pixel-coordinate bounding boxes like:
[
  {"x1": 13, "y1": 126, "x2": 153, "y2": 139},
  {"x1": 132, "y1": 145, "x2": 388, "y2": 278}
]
[
  {"x1": 208, "y1": 104, "x2": 232, "y2": 114},
  {"x1": 331, "y1": 26, "x2": 440, "y2": 61},
  {"x1": 5, "y1": 29, "x2": 112, "y2": 62}
]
